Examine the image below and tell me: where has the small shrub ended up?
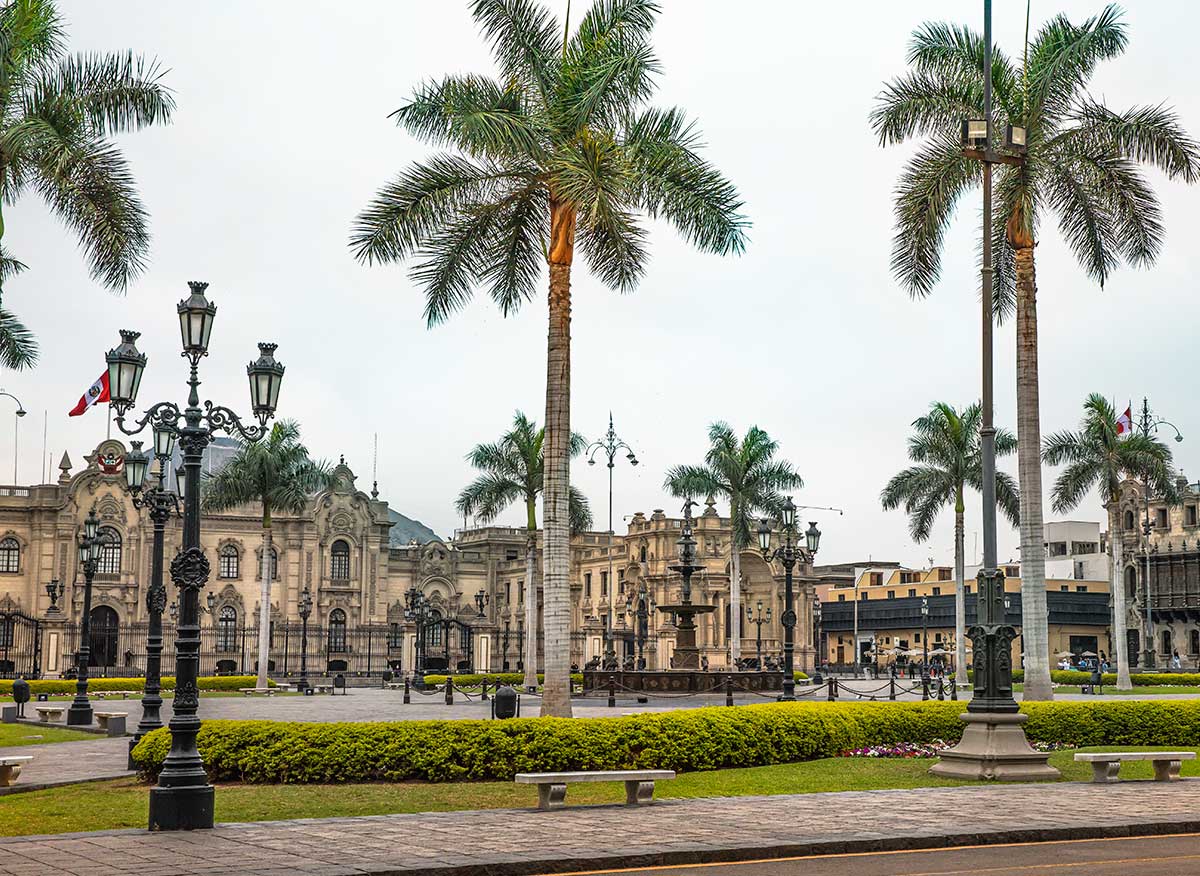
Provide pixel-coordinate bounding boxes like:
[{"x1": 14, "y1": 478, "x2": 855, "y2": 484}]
[{"x1": 0, "y1": 675, "x2": 271, "y2": 696}]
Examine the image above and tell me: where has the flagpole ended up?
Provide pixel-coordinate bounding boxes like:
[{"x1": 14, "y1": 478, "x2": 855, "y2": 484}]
[
  {"x1": 41, "y1": 410, "x2": 47, "y2": 484},
  {"x1": 107, "y1": 402, "x2": 112, "y2": 440}
]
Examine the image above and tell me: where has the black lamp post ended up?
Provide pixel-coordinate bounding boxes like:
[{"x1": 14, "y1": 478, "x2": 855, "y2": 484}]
[
  {"x1": 403, "y1": 584, "x2": 429, "y2": 686},
  {"x1": 106, "y1": 280, "x2": 283, "y2": 831},
  {"x1": 45, "y1": 578, "x2": 64, "y2": 612},
  {"x1": 123, "y1": 431, "x2": 180, "y2": 768},
  {"x1": 920, "y1": 595, "x2": 930, "y2": 677},
  {"x1": 623, "y1": 583, "x2": 655, "y2": 670},
  {"x1": 501, "y1": 619, "x2": 511, "y2": 672},
  {"x1": 298, "y1": 588, "x2": 313, "y2": 692},
  {"x1": 516, "y1": 621, "x2": 525, "y2": 672},
  {"x1": 66, "y1": 510, "x2": 101, "y2": 726},
  {"x1": 745, "y1": 601, "x2": 771, "y2": 670},
  {"x1": 587, "y1": 413, "x2": 638, "y2": 670},
  {"x1": 758, "y1": 502, "x2": 821, "y2": 699}
]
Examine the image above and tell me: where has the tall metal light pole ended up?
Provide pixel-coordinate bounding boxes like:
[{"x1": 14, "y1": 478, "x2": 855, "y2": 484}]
[
  {"x1": 587, "y1": 413, "x2": 638, "y2": 669},
  {"x1": 66, "y1": 510, "x2": 101, "y2": 727},
  {"x1": 1135, "y1": 397, "x2": 1181, "y2": 669},
  {"x1": 920, "y1": 595, "x2": 930, "y2": 676},
  {"x1": 106, "y1": 281, "x2": 284, "y2": 830},
  {"x1": 931, "y1": 0, "x2": 1056, "y2": 780},
  {"x1": 298, "y1": 588, "x2": 312, "y2": 693},
  {"x1": 123, "y1": 431, "x2": 180, "y2": 769},
  {"x1": 760, "y1": 505, "x2": 822, "y2": 699},
  {"x1": 0, "y1": 391, "x2": 25, "y2": 484}
]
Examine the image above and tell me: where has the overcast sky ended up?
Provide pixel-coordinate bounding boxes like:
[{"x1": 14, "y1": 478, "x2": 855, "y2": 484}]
[{"x1": 6, "y1": 1, "x2": 1198, "y2": 567}]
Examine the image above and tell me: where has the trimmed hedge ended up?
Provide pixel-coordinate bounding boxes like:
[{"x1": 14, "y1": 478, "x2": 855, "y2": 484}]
[
  {"x1": 0, "y1": 675, "x2": 272, "y2": 696},
  {"x1": 130, "y1": 699, "x2": 1200, "y2": 784},
  {"x1": 974, "y1": 669, "x2": 1200, "y2": 687},
  {"x1": 422, "y1": 673, "x2": 584, "y2": 688}
]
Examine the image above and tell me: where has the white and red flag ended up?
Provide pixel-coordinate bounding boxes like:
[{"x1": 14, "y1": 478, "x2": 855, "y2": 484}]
[
  {"x1": 1116, "y1": 404, "x2": 1133, "y2": 436},
  {"x1": 68, "y1": 371, "x2": 110, "y2": 417}
]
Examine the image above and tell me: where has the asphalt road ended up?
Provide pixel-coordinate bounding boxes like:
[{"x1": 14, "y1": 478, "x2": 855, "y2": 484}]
[{"x1": 550, "y1": 834, "x2": 1200, "y2": 876}]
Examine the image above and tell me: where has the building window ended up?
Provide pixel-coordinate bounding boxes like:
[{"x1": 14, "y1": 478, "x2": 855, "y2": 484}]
[
  {"x1": 859, "y1": 591, "x2": 868, "y2": 601},
  {"x1": 330, "y1": 540, "x2": 350, "y2": 581},
  {"x1": 505, "y1": 548, "x2": 519, "y2": 561},
  {"x1": 259, "y1": 547, "x2": 278, "y2": 581},
  {"x1": 328, "y1": 608, "x2": 347, "y2": 652},
  {"x1": 887, "y1": 591, "x2": 895, "y2": 599},
  {"x1": 1190, "y1": 630, "x2": 1199, "y2": 655},
  {"x1": 1156, "y1": 508, "x2": 1169, "y2": 530},
  {"x1": 518, "y1": 579, "x2": 524, "y2": 603},
  {"x1": 0, "y1": 537, "x2": 18, "y2": 573},
  {"x1": 0, "y1": 616, "x2": 11, "y2": 647},
  {"x1": 639, "y1": 544, "x2": 647, "y2": 563},
  {"x1": 869, "y1": 572, "x2": 883, "y2": 586},
  {"x1": 1126, "y1": 566, "x2": 1137, "y2": 601},
  {"x1": 505, "y1": 581, "x2": 511, "y2": 604},
  {"x1": 388, "y1": 623, "x2": 402, "y2": 649},
  {"x1": 1123, "y1": 510, "x2": 1135, "y2": 531},
  {"x1": 97, "y1": 528, "x2": 121, "y2": 576},
  {"x1": 932, "y1": 586, "x2": 941, "y2": 596},
  {"x1": 219, "y1": 545, "x2": 239, "y2": 579},
  {"x1": 1076, "y1": 585, "x2": 1087, "y2": 593},
  {"x1": 601, "y1": 571, "x2": 608, "y2": 597},
  {"x1": 908, "y1": 588, "x2": 916, "y2": 598},
  {"x1": 1060, "y1": 585, "x2": 1069, "y2": 592},
  {"x1": 618, "y1": 569, "x2": 625, "y2": 594},
  {"x1": 584, "y1": 572, "x2": 592, "y2": 600},
  {"x1": 1004, "y1": 566, "x2": 1019, "y2": 578},
  {"x1": 964, "y1": 585, "x2": 972, "y2": 594},
  {"x1": 216, "y1": 606, "x2": 238, "y2": 652},
  {"x1": 1048, "y1": 542, "x2": 1067, "y2": 557},
  {"x1": 1161, "y1": 629, "x2": 1172, "y2": 656},
  {"x1": 938, "y1": 568, "x2": 951, "y2": 581},
  {"x1": 837, "y1": 594, "x2": 845, "y2": 602},
  {"x1": 1072, "y1": 541, "x2": 1097, "y2": 555},
  {"x1": 428, "y1": 609, "x2": 443, "y2": 646},
  {"x1": 1187, "y1": 505, "x2": 1198, "y2": 527}
]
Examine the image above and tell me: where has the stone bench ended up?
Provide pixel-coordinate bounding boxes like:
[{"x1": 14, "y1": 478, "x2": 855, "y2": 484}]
[
  {"x1": 1075, "y1": 751, "x2": 1196, "y2": 783},
  {"x1": 94, "y1": 712, "x2": 127, "y2": 736},
  {"x1": 34, "y1": 705, "x2": 65, "y2": 723},
  {"x1": 515, "y1": 770, "x2": 676, "y2": 810},
  {"x1": 0, "y1": 755, "x2": 32, "y2": 787},
  {"x1": 238, "y1": 687, "x2": 278, "y2": 696}
]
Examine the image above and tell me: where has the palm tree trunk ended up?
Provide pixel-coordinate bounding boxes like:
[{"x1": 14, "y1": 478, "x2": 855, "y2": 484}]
[
  {"x1": 954, "y1": 504, "x2": 967, "y2": 686},
  {"x1": 1013, "y1": 244, "x2": 1053, "y2": 701},
  {"x1": 540, "y1": 196, "x2": 576, "y2": 717},
  {"x1": 729, "y1": 503, "x2": 741, "y2": 664},
  {"x1": 1109, "y1": 505, "x2": 1132, "y2": 689},
  {"x1": 523, "y1": 524, "x2": 538, "y2": 691},
  {"x1": 255, "y1": 510, "x2": 273, "y2": 691}
]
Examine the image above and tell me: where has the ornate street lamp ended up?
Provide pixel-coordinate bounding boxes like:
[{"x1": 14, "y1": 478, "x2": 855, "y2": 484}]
[
  {"x1": 122, "y1": 435, "x2": 180, "y2": 769},
  {"x1": 474, "y1": 589, "x2": 490, "y2": 618},
  {"x1": 66, "y1": 510, "x2": 101, "y2": 726},
  {"x1": 298, "y1": 588, "x2": 313, "y2": 692},
  {"x1": 587, "y1": 413, "x2": 638, "y2": 670},
  {"x1": 106, "y1": 280, "x2": 283, "y2": 831},
  {"x1": 758, "y1": 499, "x2": 818, "y2": 700},
  {"x1": 920, "y1": 595, "x2": 930, "y2": 678},
  {"x1": 45, "y1": 578, "x2": 64, "y2": 612},
  {"x1": 745, "y1": 601, "x2": 771, "y2": 670},
  {"x1": 404, "y1": 584, "x2": 430, "y2": 686}
]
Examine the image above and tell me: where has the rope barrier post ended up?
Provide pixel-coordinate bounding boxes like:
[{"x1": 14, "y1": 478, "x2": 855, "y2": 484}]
[
  {"x1": 481, "y1": 679, "x2": 489, "y2": 701},
  {"x1": 607, "y1": 674, "x2": 616, "y2": 708},
  {"x1": 936, "y1": 677, "x2": 945, "y2": 701},
  {"x1": 826, "y1": 678, "x2": 835, "y2": 701},
  {"x1": 921, "y1": 676, "x2": 929, "y2": 701},
  {"x1": 725, "y1": 675, "x2": 733, "y2": 707},
  {"x1": 403, "y1": 676, "x2": 410, "y2": 705},
  {"x1": 950, "y1": 679, "x2": 958, "y2": 701},
  {"x1": 889, "y1": 676, "x2": 896, "y2": 701},
  {"x1": 445, "y1": 677, "x2": 454, "y2": 706}
]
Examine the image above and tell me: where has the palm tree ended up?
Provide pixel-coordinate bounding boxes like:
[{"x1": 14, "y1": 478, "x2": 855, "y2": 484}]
[
  {"x1": 881, "y1": 402, "x2": 1019, "y2": 685},
  {"x1": 871, "y1": 6, "x2": 1199, "y2": 699},
  {"x1": 350, "y1": 0, "x2": 746, "y2": 715},
  {"x1": 664, "y1": 423, "x2": 801, "y2": 664},
  {"x1": 201, "y1": 421, "x2": 332, "y2": 691},
  {"x1": 455, "y1": 411, "x2": 592, "y2": 689},
  {"x1": 0, "y1": 0, "x2": 174, "y2": 368},
  {"x1": 1043, "y1": 394, "x2": 1176, "y2": 690}
]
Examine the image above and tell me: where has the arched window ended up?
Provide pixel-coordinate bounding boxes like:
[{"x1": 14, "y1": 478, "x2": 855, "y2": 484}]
[
  {"x1": 639, "y1": 544, "x2": 647, "y2": 563},
  {"x1": 1125, "y1": 566, "x2": 1138, "y2": 601},
  {"x1": 1190, "y1": 630, "x2": 1199, "y2": 655},
  {"x1": 216, "y1": 606, "x2": 238, "y2": 652},
  {"x1": 219, "y1": 545, "x2": 239, "y2": 579},
  {"x1": 0, "y1": 537, "x2": 19, "y2": 573},
  {"x1": 1124, "y1": 510, "x2": 1135, "y2": 531},
  {"x1": 97, "y1": 528, "x2": 121, "y2": 576},
  {"x1": 1162, "y1": 629, "x2": 1173, "y2": 656},
  {"x1": 89, "y1": 605, "x2": 119, "y2": 667},
  {"x1": 258, "y1": 547, "x2": 278, "y2": 581},
  {"x1": 330, "y1": 540, "x2": 350, "y2": 580},
  {"x1": 328, "y1": 608, "x2": 347, "y2": 652},
  {"x1": 428, "y1": 609, "x2": 443, "y2": 646}
]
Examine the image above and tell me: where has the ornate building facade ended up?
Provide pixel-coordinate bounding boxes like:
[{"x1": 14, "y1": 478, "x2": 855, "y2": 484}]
[{"x1": 0, "y1": 441, "x2": 816, "y2": 678}]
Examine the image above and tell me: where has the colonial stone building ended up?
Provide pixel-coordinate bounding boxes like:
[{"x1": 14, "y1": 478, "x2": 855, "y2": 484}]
[{"x1": 0, "y1": 441, "x2": 816, "y2": 678}]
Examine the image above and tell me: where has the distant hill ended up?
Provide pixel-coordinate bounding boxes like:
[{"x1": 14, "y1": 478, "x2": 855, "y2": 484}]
[{"x1": 387, "y1": 508, "x2": 440, "y2": 546}]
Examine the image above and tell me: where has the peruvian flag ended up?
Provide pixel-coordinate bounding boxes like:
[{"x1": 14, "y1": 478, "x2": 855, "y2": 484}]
[
  {"x1": 68, "y1": 371, "x2": 110, "y2": 417},
  {"x1": 1116, "y1": 404, "x2": 1133, "y2": 436}
]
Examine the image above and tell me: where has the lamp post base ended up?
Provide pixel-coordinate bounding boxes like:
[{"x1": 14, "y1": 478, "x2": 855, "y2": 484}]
[
  {"x1": 928, "y1": 712, "x2": 1059, "y2": 782},
  {"x1": 66, "y1": 703, "x2": 93, "y2": 727},
  {"x1": 148, "y1": 784, "x2": 215, "y2": 831}
]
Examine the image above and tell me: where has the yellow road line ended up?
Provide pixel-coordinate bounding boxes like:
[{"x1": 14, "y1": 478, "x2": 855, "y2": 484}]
[{"x1": 537, "y1": 831, "x2": 1200, "y2": 876}]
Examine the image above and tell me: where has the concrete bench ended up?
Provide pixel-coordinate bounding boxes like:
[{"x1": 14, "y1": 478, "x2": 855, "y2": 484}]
[
  {"x1": 515, "y1": 770, "x2": 676, "y2": 810},
  {"x1": 34, "y1": 705, "x2": 65, "y2": 723},
  {"x1": 310, "y1": 684, "x2": 332, "y2": 695},
  {"x1": 1075, "y1": 751, "x2": 1196, "y2": 783},
  {"x1": 94, "y1": 712, "x2": 127, "y2": 736},
  {"x1": 1, "y1": 704, "x2": 16, "y2": 723},
  {"x1": 238, "y1": 687, "x2": 278, "y2": 696},
  {"x1": 0, "y1": 756, "x2": 32, "y2": 787}
]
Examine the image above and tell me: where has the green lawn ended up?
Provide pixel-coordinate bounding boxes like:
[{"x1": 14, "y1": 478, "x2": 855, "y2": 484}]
[
  {"x1": 4, "y1": 746, "x2": 1198, "y2": 838},
  {"x1": 0, "y1": 724, "x2": 97, "y2": 747}
]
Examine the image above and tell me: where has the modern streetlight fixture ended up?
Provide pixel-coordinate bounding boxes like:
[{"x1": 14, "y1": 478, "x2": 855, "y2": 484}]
[
  {"x1": 298, "y1": 588, "x2": 313, "y2": 692},
  {"x1": 66, "y1": 509, "x2": 102, "y2": 726},
  {"x1": 761, "y1": 503, "x2": 821, "y2": 698},
  {"x1": 587, "y1": 413, "x2": 638, "y2": 670},
  {"x1": 0, "y1": 390, "x2": 25, "y2": 484},
  {"x1": 122, "y1": 436, "x2": 180, "y2": 769},
  {"x1": 931, "y1": 0, "x2": 1056, "y2": 781},
  {"x1": 106, "y1": 280, "x2": 284, "y2": 830}
]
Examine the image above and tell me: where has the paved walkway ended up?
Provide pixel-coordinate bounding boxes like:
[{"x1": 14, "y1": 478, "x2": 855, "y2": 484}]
[
  {"x1": 3, "y1": 780, "x2": 1200, "y2": 875},
  {"x1": 0, "y1": 736, "x2": 132, "y2": 795}
]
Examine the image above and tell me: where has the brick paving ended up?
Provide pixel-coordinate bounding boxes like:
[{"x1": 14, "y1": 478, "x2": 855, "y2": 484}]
[{"x1": 3, "y1": 780, "x2": 1200, "y2": 875}]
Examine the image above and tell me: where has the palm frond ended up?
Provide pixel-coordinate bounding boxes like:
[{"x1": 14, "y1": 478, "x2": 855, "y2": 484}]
[
  {"x1": 51, "y1": 50, "x2": 175, "y2": 135},
  {"x1": 469, "y1": 0, "x2": 560, "y2": 102},
  {"x1": 0, "y1": 305, "x2": 37, "y2": 370}
]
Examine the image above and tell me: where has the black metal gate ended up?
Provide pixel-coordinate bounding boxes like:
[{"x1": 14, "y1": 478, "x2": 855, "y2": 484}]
[
  {"x1": 419, "y1": 617, "x2": 474, "y2": 673},
  {"x1": 0, "y1": 610, "x2": 41, "y2": 679}
]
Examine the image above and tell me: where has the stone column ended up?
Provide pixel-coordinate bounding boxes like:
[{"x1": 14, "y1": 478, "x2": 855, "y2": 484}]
[{"x1": 40, "y1": 608, "x2": 68, "y2": 678}]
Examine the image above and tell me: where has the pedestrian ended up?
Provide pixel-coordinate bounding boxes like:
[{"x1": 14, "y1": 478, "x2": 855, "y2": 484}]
[{"x1": 1172, "y1": 650, "x2": 1182, "y2": 670}]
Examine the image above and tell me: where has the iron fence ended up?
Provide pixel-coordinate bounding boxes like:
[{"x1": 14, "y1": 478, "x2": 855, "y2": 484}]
[{"x1": 0, "y1": 610, "x2": 41, "y2": 678}]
